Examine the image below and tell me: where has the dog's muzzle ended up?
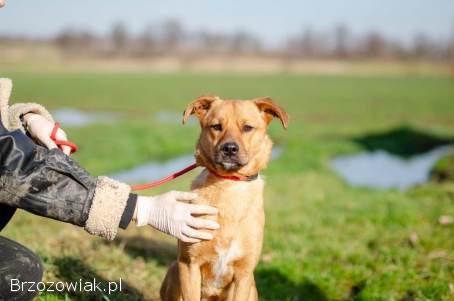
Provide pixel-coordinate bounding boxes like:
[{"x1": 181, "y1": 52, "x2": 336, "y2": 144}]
[{"x1": 215, "y1": 142, "x2": 248, "y2": 171}]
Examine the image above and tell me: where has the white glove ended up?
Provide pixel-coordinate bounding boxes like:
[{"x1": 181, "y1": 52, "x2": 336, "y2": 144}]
[
  {"x1": 24, "y1": 113, "x2": 72, "y2": 155},
  {"x1": 135, "y1": 191, "x2": 219, "y2": 243}
]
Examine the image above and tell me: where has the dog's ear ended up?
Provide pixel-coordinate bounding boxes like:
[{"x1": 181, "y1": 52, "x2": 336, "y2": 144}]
[
  {"x1": 254, "y1": 97, "x2": 289, "y2": 129},
  {"x1": 182, "y1": 95, "x2": 219, "y2": 124}
]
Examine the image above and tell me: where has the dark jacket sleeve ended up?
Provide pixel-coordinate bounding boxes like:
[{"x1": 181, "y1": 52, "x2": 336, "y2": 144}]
[{"x1": 0, "y1": 121, "x2": 136, "y2": 237}]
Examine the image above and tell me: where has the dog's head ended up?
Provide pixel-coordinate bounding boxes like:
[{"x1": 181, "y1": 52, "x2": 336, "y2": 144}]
[{"x1": 183, "y1": 95, "x2": 288, "y2": 177}]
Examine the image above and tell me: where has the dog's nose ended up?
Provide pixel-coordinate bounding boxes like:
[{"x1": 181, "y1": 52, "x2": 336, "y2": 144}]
[{"x1": 221, "y1": 142, "x2": 239, "y2": 156}]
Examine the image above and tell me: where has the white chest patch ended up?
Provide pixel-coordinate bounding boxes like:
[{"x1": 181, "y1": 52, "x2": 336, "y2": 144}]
[{"x1": 213, "y1": 241, "x2": 243, "y2": 287}]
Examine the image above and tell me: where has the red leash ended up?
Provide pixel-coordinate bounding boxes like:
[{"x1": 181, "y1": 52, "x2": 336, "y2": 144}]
[
  {"x1": 50, "y1": 122, "x2": 199, "y2": 191},
  {"x1": 50, "y1": 122, "x2": 78, "y2": 154},
  {"x1": 130, "y1": 163, "x2": 198, "y2": 191},
  {"x1": 130, "y1": 164, "x2": 257, "y2": 191},
  {"x1": 50, "y1": 123, "x2": 254, "y2": 191}
]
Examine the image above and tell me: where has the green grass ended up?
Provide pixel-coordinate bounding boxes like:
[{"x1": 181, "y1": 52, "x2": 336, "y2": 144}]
[
  {"x1": 432, "y1": 152, "x2": 454, "y2": 182},
  {"x1": 2, "y1": 71, "x2": 454, "y2": 300}
]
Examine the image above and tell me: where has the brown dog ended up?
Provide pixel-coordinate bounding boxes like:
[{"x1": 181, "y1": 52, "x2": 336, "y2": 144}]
[{"x1": 160, "y1": 95, "x2": 288, "y2": 301}]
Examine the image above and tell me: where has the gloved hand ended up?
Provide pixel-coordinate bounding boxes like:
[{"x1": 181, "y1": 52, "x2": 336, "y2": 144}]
[
  {"x1": 24, "y1": 113, "x2": 72, "y2": 155},
  {"x1": 135, "y1": 191, "x2": 219, "y2": 243}
]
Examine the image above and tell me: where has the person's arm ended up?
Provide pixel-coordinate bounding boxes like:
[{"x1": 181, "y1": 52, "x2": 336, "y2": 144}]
[
  {"x1": 0, "y1": 78, "x2": 133, "y2": 239},
  {"x1": 0, "y1": 118, "x2": 219, "y2": 241},
  {"x1": 0, "y1": 78, "x2": 219, "y2": 241},
  {"x1": 0, "y1": 120, "x2": 133, "y2": 239}
]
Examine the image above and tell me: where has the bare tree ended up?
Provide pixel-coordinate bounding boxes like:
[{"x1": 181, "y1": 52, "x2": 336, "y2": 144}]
[
  {"x1": 137, "y1": 24, "x2": 155, "y2": 56},
  {"x1": 301, "y1": 28, "x2": 316, "y2": 57},
  {"x1": 413, "y1": 33, "x2": 432, "y2": 58},
  {"x1": 54, "y1": 28, "x2": 95, "y2": 54},
  {"x1": 362, "y1": 31, "x2": 387, "y2": 58},
  {"x1": 229, "y1": 31, "x2": 262, "y2": 54},
  {"x1": 388, "y1": 39, "x2": 408, "y2": 60},
  {"x1": 161, "y1": 19, "x2": 184, "y2": 51},
  {"x1": 300, "y1": 28, "x2": 331, "y2": 57},
  {"x1": 111, "y1": 22, "x2": 128, "y2": 52},
  {"x1": 54, "y1": 29, "x2": 74, "y2": 50},
  {"x1": 334, "y1": 24, "x2": 350, "y2": 58},
  {"x1": 198, "y1": 31, "x2": 220, "y2": 52},
  {"x1": 196, "y1": 30, "x2": 234, "y2": 53}
]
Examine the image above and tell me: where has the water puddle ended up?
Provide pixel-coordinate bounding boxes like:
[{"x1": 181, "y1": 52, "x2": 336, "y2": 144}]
[
  {"x1": 52, "y1": 108, "x2": 120, "y2": 127},
  {"x1": 154, "y1": 111, "x2": 196, "y2": 125},
  {"x1": 110, "y1": 146, "x2": 284, "y2": 183},
  {"x1": 330, "y1": 145, "x2": 454, "y2": 190},
  {"x1": 110, "y1": 154, "x2": 195, "y2": 183}
]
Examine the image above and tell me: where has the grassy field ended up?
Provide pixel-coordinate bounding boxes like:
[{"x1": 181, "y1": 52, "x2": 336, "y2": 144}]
[{"x1": 2, "y1": 71, "x2": 454, "y2": 301}]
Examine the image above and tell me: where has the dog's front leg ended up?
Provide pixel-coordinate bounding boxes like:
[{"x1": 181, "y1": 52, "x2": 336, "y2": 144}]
[
  {"x1": 178, "y1": 261, "x2": 201, "y2": 301},
  {"x1": 232, "y1": 273, "x2": 255, "y2": 301}
]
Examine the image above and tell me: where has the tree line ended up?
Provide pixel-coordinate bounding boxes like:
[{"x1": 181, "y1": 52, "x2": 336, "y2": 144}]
[{"x1": 3, "y1": 20, "x2": 454, "y2": 61}]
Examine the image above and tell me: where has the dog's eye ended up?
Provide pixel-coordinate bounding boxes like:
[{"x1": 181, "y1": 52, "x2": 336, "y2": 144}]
[
  {"x1": 210, "y1": 124, "x2": 222, "y2": 131},
  {"x1": 243, "y1": 125, "x2": 254, "y2": 132}
]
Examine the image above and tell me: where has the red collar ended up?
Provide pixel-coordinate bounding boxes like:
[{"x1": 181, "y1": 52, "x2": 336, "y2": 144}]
[{"x1": 206, "y1": 168, "x2": 258, "y2": 182}]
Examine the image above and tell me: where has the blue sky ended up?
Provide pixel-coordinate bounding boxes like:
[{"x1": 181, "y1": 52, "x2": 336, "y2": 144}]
[{"x1": 0, "y1": 0, "x2": 453, "y2": 45}]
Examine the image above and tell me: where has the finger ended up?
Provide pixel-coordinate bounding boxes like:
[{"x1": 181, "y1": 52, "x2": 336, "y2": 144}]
[
  {"x1": 187, "y1": 217, "x2": 220, "y2": 230},
  {"x1": 188, "y1": 204, "x2": 218, "y2": 215},
  {"x1": 55, "y1": 129, "x2": 71, "y2": 155},
  {"x1": 61, "y1": 145, "x2": 71, "y2": 156},
  {"x1": 182, "y1": 225, "x2": 214, "y2": 240},
  {"x1": 40, "y1": 136, "x2": 58, "y2": 150},
  {"x1": 172, "y1": 191, "x2": 198, "y2": 201},
  {"x1": 179, "y1": 234, "x2": 201, "y2": 244},
  {"x1": 56, "y1": 129, "x2": 68, "y2": 141}
]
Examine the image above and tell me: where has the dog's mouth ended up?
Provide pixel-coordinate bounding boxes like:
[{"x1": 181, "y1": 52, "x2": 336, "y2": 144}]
[
  {"x1": 214, "y1": 156, "x2": 247, "y2": 172},
  {"x1": 218, "y1": 161, "x2": 242, "y2": 171}
]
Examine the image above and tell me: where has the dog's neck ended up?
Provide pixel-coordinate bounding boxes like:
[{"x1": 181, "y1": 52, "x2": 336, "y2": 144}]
[
  {"x1": 191, "y1": 169, "x2": 264, "y2": 216},
  {"x1": 205, "y1": 167, "x2": 259, "y2": 182},
  {"x1": 192, "y1": 169, "x2": 263, "y2": 190}
]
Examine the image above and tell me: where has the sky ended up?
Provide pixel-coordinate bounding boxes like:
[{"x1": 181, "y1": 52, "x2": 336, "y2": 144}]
[{"x1": 0, "y1": 0, "x2": 453, "y2": 46}]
